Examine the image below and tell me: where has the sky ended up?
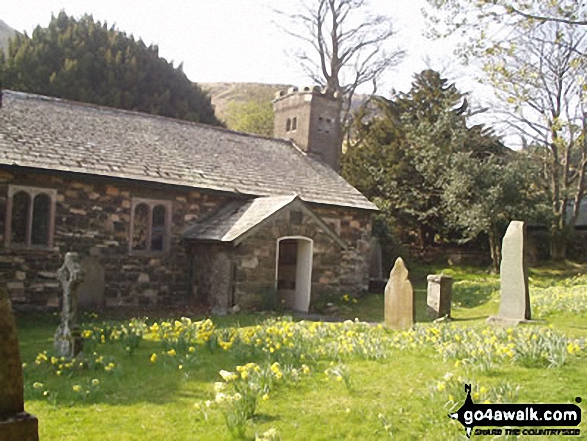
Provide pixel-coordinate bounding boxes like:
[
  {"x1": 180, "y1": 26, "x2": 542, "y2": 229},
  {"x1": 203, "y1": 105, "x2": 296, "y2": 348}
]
[{"x1": 0, "y1": 0, "x2": 478, "y2": 97}]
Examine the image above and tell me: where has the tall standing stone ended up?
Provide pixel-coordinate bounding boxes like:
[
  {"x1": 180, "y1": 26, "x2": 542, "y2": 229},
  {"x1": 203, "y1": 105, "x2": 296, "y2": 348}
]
[
  {"x1": 54, "y1": 252, "x2": 84, "y2": 357},
  {"x1": 0, "y1": 288, "x2": 39, "y2": 441},
  {"x1": 489, "y1": 221, "x2": 531, "y2": 324},
  {"x1": 384, "y1": 257, "x2": 415, "y2": 330}
]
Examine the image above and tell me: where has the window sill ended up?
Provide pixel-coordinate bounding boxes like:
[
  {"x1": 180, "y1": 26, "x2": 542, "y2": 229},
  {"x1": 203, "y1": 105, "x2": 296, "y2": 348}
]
[
  {"x1": 128, "y1": 250, "x2": 169, "y2": 258},
  {"x1": 4, "y1": 244, "x2": 59, "y2": 252}
]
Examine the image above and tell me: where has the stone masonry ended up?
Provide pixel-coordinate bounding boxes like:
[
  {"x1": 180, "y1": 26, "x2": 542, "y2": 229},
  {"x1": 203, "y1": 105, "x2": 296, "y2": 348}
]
[
  {"x1": 0, "y1": 167, "x2": 230, "y2": 307},
  {"x1": 1, "y1": 167, "x2": 372, "y2": 309},
  {"x1": 190, "y1": 203, "x2": 372, "y2": 312}
]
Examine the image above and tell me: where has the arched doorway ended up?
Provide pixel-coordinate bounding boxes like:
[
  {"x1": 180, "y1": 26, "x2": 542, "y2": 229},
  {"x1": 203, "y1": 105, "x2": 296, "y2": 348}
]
[{"x1": 275, "y1": 237, "x2": 313, "y2": 312}]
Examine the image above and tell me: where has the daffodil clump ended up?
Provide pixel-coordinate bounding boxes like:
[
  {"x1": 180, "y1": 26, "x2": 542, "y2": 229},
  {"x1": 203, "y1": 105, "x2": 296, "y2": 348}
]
[
  {"x1": 230, "y1": 318, "x2": 585, "y2": 372},
  {"x1": 232, "y1": 317, "x2": 394, "y2": 364},
  {"x1": 28, "y1": 376, "x2": 101, "y2": 402},
  {"x1": 409, "y1": 324, "x2": 585, "y2": 371},
  {"x1": 30, "y1": 381, "x2": 50, "y2": 399},
  {"x1": 147, "y1": 346, "x2": 198, "y2": 371},
  {"x1": 82, "y1": 318, "x2": 147, "y2": 355},
  {"x1": 149, "y1": 317, "x2": 215, "y2": 349},
  {"x1": 146, "y1": 318, "x2": 215, "y2": 370},
  {"x1": 69, "y1": 377, "x2": 101, "y2": 400},
  {"x1": 531, "y1": 281, "x2": 587, "y2": 316},
  {"x1": 199, "y1": 361, "x2": 311, "y2": 438},
  {"x1": 34, "y1": 350, "x2": 118, "y2": 376},
  {"x1": 324, "y1": 362, "x2": 352, "y2": 391}
]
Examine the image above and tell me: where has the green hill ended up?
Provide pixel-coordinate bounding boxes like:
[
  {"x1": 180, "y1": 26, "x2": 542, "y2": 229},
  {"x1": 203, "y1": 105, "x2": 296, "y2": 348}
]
[
  {"x1": 0, "y1": 19, "x2": 16, "y2": 54},
  {"x1": 201, "y1": 82, "x2": 290, "y2": 123}
]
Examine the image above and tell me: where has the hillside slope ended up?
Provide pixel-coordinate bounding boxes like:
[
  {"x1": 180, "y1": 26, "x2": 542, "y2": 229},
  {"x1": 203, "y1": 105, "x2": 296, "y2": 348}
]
[{"x1": 200, "y1": 82, "x2": 290, "y2": 123}]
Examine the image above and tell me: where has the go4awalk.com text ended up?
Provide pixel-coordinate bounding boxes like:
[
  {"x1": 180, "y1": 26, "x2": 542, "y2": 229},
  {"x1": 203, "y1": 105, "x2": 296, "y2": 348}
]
[{"x1": 449, "y1": 384, "x2": 582, "y2": 438}]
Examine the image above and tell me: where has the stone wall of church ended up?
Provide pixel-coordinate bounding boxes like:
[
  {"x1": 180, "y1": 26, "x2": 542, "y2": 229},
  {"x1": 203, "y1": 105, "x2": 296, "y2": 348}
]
[
  {"x1": 230, "y1": 203, "x2": 372, "y2": 311},
  {"x1": 312, "y1": 205, "x2": 373, "y2": 296},
  {"x1": 0, "y1": 167, "x2": 373, "y2": 312},
  {"x1": 0, "y1": 167, "x2": 231, "y2": 308}
]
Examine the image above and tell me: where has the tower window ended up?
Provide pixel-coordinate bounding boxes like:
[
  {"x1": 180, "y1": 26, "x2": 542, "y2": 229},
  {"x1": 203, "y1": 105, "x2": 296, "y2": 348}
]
[
  {"x1": 292, "y1": 117, "x2": 297, "y2": 131},
  {"x1": 286, "y1": 118, "x2": 292, "y2": 132},
  {"x1": 325, "y1": 118, "x2": 332, "y2": 134},
  {"x1": 317, "y1": 117, "x2": 324, "y2": 132}
]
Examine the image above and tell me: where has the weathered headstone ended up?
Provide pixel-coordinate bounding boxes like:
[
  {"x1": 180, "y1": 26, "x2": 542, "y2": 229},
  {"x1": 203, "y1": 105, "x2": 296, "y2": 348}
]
[
  {"x1": 78, "y1": 253, "x2": 105, "y2": 308},
  {"x1": 488, "y1": 221, "x2": 531, "y2": 325},
  {"x1": 384, "y1": 257, "x2": 415, "y2": 330},
  {"x1": 427, "y1": 274, "x2": 453, "y2": 319},
  {"x1": 0, "y1": 288, "x2": 39, "y2": 441},
  {"x1": 54, "y1": 252, "x2": 84, "y2": 357}
]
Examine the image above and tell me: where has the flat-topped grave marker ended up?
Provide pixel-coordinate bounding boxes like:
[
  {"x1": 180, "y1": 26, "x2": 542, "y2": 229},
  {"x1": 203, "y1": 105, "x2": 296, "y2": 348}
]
[{"x1": 427, "y1": 274, "x2": 453, "y2": 319}]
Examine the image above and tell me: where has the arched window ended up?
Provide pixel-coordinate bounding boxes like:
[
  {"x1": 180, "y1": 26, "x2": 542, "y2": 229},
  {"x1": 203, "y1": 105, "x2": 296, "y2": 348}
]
[
  {"x1": 132, "y1": 203, "x2": 149, "y2": 251},
  {"x1": 151, "y1": 204, "x2": 166, "y2": 251},
  {"x1": 129, "y1": 198, "x2": 172, "y2": 254},
  {"x1": 6, "y1": 186, "x2": 56, "y2": 248},
  {"x1": 11, "y1": 191, "x2": 30, "y2": 245},
  {"x1": 32, "y1": 193, "x2": 50, "y2": 246}
]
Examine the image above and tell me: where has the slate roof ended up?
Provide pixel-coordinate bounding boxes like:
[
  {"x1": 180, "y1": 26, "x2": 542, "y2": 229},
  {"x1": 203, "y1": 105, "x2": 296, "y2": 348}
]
[
  {"x1": 183, "y1": 194, "x2": 347, "y2": 247},
  {"x1": 183, "y1": 195, "x2": 296, "y2": 243},
  {"x1": 0, "y1": 90, "x2": 377, "y2": 211}
]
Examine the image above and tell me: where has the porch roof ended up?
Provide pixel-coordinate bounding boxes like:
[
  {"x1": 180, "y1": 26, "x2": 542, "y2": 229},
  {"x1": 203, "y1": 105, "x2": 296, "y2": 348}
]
[{"x1": 182, "y1": 194, "x2": 346, "y2": 247}]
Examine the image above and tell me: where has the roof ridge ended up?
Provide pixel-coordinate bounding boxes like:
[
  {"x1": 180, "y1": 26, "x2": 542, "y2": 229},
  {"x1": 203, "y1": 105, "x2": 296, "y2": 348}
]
[
  {"x1": 0, "y1": 89, "x2": 379, "y2": 211},
  {"x1": 2, "y1": 89, "x2": 294, "y2": 146}
]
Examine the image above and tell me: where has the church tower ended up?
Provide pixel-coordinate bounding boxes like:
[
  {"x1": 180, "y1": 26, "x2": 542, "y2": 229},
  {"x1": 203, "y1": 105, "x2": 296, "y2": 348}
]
[{"x1": 273, "y1": 86, "x2": 342, "y2": 172}]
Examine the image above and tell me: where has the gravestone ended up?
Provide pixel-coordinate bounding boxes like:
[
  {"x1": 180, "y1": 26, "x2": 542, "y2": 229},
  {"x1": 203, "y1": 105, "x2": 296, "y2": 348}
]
[
  {"x1": 54, "y1": 252, "x2": 85, "y2": 357},
  {"x1": 384, "y1": 257, "x2": 415, "y2": 330},
  {"x1": 0, "y1": 288, "x2": 39, "y2": 441},
  {"x1": 427, "y1": 274, "x2": 453, "y2": 319},
  {"x1": 78, "y1": 254, "x2": 105, "y2": 308},
  {"x1": 488, "y1": 221, "x2": 531, "y2": 325}
]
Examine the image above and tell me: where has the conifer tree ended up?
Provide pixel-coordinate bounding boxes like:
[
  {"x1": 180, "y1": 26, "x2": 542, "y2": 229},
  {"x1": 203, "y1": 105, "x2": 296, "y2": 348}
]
[{"x1": 0, "y1": 12, "x2": 221, "y2": 126}]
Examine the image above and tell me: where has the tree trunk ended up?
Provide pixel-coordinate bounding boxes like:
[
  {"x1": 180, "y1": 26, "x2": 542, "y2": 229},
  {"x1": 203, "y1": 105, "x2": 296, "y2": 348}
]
[
  {"x1": 550, "y1": 227, "x2": 567, "y2": 260},
  {"x1": 488, "y1": 224, "x2": 501, "y2": 274}
]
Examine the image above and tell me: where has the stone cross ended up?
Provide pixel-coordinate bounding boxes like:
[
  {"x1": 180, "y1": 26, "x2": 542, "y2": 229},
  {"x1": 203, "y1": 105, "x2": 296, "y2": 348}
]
[
  {"x1": 54, "y1": 252, "x2": 84, "y2": 357},
  {"x1": 427, "y1": 274, "x2": 453, "y2": 319},
  {"x1": 488, "y1": 221, "x2": 531, "y2": 325},
  {"x1": 384, "y1": 257, "x2": 415, "y2": 330},
  {"x1": 0, "y1": 288, "x2": 39, "y2": 441}
]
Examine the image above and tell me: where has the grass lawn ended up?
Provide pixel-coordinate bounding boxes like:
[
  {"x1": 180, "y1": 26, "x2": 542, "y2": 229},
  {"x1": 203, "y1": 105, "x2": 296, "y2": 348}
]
[{"x1": 15, "y1": 263, "x2": 587, "y2": 440}]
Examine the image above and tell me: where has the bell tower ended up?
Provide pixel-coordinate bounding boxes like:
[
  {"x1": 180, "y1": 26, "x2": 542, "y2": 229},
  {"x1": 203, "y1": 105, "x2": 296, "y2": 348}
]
[{"x1": 273, "y1": 86, "x2": 342, "y2": 172}]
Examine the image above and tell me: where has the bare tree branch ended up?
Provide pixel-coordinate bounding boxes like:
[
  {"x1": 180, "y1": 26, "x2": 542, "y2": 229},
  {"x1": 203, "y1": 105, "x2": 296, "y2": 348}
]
[{"x1": 274, "y1": 0, "x2": 404, "y2": 144}]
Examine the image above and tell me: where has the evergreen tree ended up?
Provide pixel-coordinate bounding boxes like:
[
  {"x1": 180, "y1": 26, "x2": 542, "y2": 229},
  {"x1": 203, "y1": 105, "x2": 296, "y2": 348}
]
[
  {"x1": 0, "y1": 12, "x2": 221, "y2": 125},
  {"x1": 342, "y1": 70, "x2": 524, "y2": 257},
  {"x1": 344, "y1": 70, "x2": 472, "y2": 248}
]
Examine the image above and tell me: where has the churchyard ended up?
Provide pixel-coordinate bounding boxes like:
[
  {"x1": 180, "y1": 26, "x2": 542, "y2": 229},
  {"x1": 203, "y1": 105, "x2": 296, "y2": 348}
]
[{"x1": 11, "y1": 259, "x2": 587, "y2": 440}]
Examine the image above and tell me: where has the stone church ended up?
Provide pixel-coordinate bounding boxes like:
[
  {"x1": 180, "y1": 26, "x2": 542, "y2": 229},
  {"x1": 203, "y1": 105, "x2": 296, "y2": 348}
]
[{"x1": 0, "y1": 87, "x2": 377, "y2": 313}]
